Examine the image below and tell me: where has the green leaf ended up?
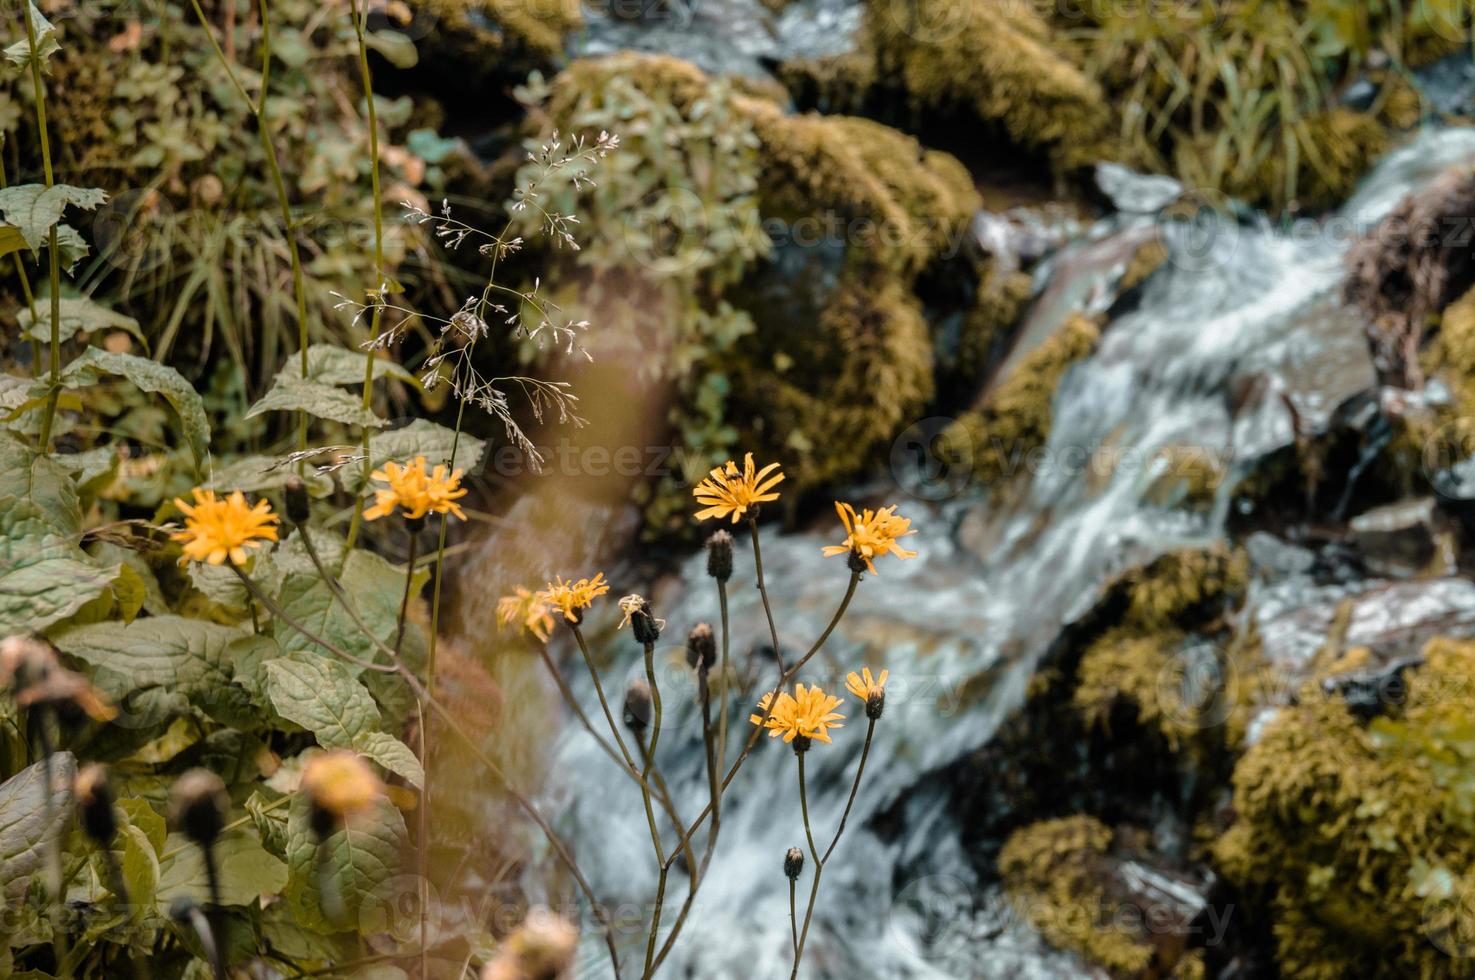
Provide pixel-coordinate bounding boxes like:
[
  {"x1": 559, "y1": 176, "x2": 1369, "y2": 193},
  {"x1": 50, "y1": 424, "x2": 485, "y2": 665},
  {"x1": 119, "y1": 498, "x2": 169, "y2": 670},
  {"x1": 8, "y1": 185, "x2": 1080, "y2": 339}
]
[
  {"x1": 264, "y1": 655, "x2": 381, "y2": 747},
  {"x1": 0, "y1": 226, "x2": 25, "y2": 261},
  {"x1": 363, "y1": 29, "x2": 418, "y2": 68},
  {"x1": 246, "y1": 376, "x2": 386, "y2": 429},
  {"x1": 208, "y1": 454, "x2": 334, "y2": 498},
  {"x1": 4, "y1": 4, "x2": 59, "y2": 72},
  {"x1": 156, "y1": 829, "x2": 287, "y2": 911},
  {"x1": 295, "y1": 344, "x2": 415, "y2": 387},
  {"x1": 341, "y1": 420, "x2": 485, "y2": 494},
  {"x1": 0, "y1": 430, "x2": 81, "y2": 533},
  {"x1": 19, "y1": 297, "x2": 145, "y2": 346},
  {"x1": 285, "y1": 792, "x2": 406, "y2": 933},
  {"x1": 352, "y1": 731, "x2": 424, "y2": 790},
  {"x1": 115, "y1": 823, "x2": 160, "y2": 914},
  {"x1": 272, "y1": 548, "x2": 421, "y2": 670},
  {"x1": 0, "y1": 497, "x2": 120, "y2": 636},
  {"x1": 50, "y1": 615, "x2": 240, "y2": 710},
  {"x1": 58, "y1": 348, "x2": 211, "y2": 473},
  {"x1": 246, "y1": 791, "x2": 289, "y2": 856},
  {"x1": 0, "y1": 183, "x2": 107, "y2": 251},
  {"x1": 0, "y1": 753, "x2": 75, "y2": 913},
  {"x1": 117, "y1": 798, "x2": 167, "y2": 853}
]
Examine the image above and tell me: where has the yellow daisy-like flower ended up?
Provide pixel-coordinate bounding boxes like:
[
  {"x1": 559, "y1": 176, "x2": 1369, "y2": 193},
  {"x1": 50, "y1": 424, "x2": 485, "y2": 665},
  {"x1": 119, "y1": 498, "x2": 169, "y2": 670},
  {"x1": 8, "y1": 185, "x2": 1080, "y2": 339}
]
[
  {"x1": 171, "y1": 489, "x2": 280, "y2": 566},
  {"x1": 538, "y1": 573, "x2": 611, "y2": 623},
  {"x1": 498, "y1": 587, "x2": 556, "y2": 642},
  {"x1": 748, "y1": 683, "x2": 845, "y2": 745},
  {"x1": 821, "y1": 501, "x2": 918, "y2": 575},
  {"x1": 845, "y1": 667, "x2": 888, "y2": 702},
  {"x1": 362, "y1": 456, "x2": 467, "y2": 522},
  {"x1": 692, "y1": 452, "x2": 784, "y2": 523}
]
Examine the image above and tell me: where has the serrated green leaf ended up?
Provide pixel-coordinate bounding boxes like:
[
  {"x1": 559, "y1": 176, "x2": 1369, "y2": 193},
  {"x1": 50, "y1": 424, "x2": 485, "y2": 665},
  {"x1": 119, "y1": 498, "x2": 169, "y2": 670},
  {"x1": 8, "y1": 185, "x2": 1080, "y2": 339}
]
[
  {"x1": 19, "y1": 296, "x2": 145, "y2": 346},
  {"x1": 294, "y1": 344, "x2": 415, "y2": 387},
  {"x1": 246, "y1": 376, "x2": 386, "y2": 429},
  {"x1": 58, "y1": 348, "x2": 211, "y2": 473},
  {"x1": 156, "y1": 829, "x2": 287, "y2": 911},
  {"x1": 0, "y1": 430, "x2": 81, "y2": 534},
  {"x1": 246, "y1": 791, "x2": 289, "y2": 856},
  {"x1": 4, "y1": 4, "x2": 59, "y2": 72},
  {"x1": 50, "y1": 615, "x2": 241, "y2": 710},
  {"x1": 341, "y1": 420, "x2": 485, "y2": 493},
  {"x1": 352, "y1": 731, "x2": 423, "y2": 789},
  {"x1": 285, "y1": 792, "x2": 406, "y2": 933},
  {"x1": 265, "y1": 655, "x2": 381, "y2": 747},
  {"x1": 0, "y1": 497, "x2": 120, "y2": 635},
  {"x1": 0, "y1": 183, "x2": 107, "y2": 251},
  {"x1": 0, "y1": 753, "x2": 75, "y2": 913},
  {"x1": 272, "y1": 548, "x2": 421, "y2": 670}
]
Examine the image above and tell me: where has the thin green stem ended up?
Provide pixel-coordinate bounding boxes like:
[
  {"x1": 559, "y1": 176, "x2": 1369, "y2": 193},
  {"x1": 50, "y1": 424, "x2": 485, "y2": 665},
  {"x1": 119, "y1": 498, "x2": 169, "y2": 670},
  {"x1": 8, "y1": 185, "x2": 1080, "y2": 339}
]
[
  {"x1": 21, "y1": 0, "x2": 61, "y2": 450},
  {"x1": 394, "y1": 529, "x2": 418, "y2": 654},
  {"x1": 791, "y1": 752, "x2": 821, "y2": 980},
  {"x1": 641, "y1": 642, "x2": 669, "y2": 976},
  {"x1": 661, "y1": 571, "x2": 860, "y2": 871},
  {"x1": 749, "y1": 518, "x2": 786, "y2": 672},
  {"x1": 569, "y1": 624, "x2": 641, "y2": 773},
  {"x1": 822, "y1": 720, "x2": 876, "y2": 865},
  {"x1": 789, "y1": 877, "x2": 799, "y2": 959}
]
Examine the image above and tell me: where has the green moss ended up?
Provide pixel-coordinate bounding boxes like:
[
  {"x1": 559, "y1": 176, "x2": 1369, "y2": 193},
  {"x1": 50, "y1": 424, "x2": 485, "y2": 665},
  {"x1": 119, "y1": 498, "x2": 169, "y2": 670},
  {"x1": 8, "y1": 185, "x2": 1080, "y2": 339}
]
[
  {"x1": 944, "y1": 314, "x2": 1098, "y2": 489},
  {"x1": 1119, "y1": 240, "x2": 1168, "y2": 295},
  {"x1": 413, "y1": 0, "x2": 581, "y2": 63},
  {"x1": 1216, "y1": 636, "x2": 1475, "y2": 978},
  {"x1": 999, "y1": 816, "x2": 1158, "y2": 976},
  {"x1": 1250, "y1": 109, "x2": 1391, "y2": 214},
  {"x1": 1141, "y1": 445, "x2": 1225, "y2": 512},
  {"x1": 950, "y1": 261, "x2": 1035, "y2": 391},
  {"x1": 866, "y1": 0, "x2": 1114, "y2": 174}
]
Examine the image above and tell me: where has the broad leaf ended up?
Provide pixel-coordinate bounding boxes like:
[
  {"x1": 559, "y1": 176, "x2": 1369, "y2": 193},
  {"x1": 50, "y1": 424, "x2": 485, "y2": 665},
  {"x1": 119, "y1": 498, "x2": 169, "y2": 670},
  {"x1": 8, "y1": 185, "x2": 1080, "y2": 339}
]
[
  {"x1": 246, "y1": 376, "x2": 386, "y2": 429},
  {"x1": 264, "y1": 655, "x2": 381, "y2": 747},
  {"x1": 294, "y1": 344, "x2": 415, "y2": 387},
  {"x1": 272, "y1": 548, "x2": 421, "y2": 670},
  {"x1": 341, "y1": 420, "x2": 485, "y2": 493},
  {"x1": 4, "y1": 4, "x2": 59, "y2": 72},
  {"x1": 50, "y1": 615, "x2": 240, "y2": 708},
  {"x1": 59, "y1": 348, "x2": 211, "y2": 473},
  {"x1": 0, "y1": 430, "x2": 81, "y2": 533},
  {"x1": 20, "y1": 296, "x2": 145, "y2": 346},
  {"x1": 285, "y1": 792, "x2": 406, "y2": 933},
  {"x1": 156, "y1": 829, "x2": 287, "y2": 911},
  {"x1": 0, "y1": 753, "x2": 75, "y2": 912},
  {"x1": 352, "y1": 731, "x2": 424, "y2": 789},
  {"x1": 0, "y1": 497, "x2": 120, "y2": 635},
  {"x1": 0, "y1": 183, "x2": 107, "y2": 251}
]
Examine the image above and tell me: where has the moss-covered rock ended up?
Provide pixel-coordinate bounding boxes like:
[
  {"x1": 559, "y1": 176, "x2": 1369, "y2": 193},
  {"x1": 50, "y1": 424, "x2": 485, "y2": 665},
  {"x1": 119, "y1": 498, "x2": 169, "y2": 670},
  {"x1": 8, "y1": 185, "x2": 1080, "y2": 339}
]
[
  {"x1": 412, "y1": 0, "x2": 581, "y2": 69},
  {"x1": 943, "y1": 313, "x2": 1098, "y2": 490},
  {"x1": 1250, "y1": 108, "x2": 1391, "y2": 215},
  {"x1": 1216, "y1": 636, "x2": 1475, "y2": 978}
]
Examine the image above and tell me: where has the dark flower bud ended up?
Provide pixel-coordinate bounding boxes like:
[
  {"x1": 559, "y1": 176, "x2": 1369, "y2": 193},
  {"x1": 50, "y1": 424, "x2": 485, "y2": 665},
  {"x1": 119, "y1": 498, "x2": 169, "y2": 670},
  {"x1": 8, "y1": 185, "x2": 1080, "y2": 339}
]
[
  {"x1": 866, "y1": 689, "x2": 886, "y2": 720},
  {"x1": 791, "y1": 734, "x2": 812, "y2": 755},
  {"x1": 784, "y1": 847, "x2": 804, "y2": 880},
  {"x1": 0, "y1": 634, "x2": 58, "y2": 695},
  {"x1": 75, "y1": 763, "x2": 117, "y2": 846},
  {"x1": 847, "y1": 550, "x2": 869, "y2": 575},
  {"x1": 629, "y1": 600, "x2": 661, "y2": 646},
  {"x1": 623, "y1": 678, "x2": 652, "y2": 734},
  {"x1": 170, "y1": 768, "x2": 229, "y2": 847},
  {"x1": 686, "y1": 623, "x2": 716, "y2": 672},
  {"x1": 706, "y1": 531, "x2": 733, "y2": 582},
  {"x1": 284, "y1": 476, "x2": 310, "y2": 525}
]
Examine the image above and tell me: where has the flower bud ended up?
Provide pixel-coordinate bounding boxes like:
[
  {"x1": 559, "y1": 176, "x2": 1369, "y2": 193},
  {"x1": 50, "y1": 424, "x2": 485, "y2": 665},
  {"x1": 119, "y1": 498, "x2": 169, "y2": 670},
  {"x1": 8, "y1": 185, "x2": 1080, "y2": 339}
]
[
  {"x1": 302, "y1": 749, "x2": 383, "y2": 839},
  {"x1": 623, "y1": 678, "x2": 652, "y2": 733},
  {"x1": 706, "y1": 530, "x2": 733, "y2": 582},
  {"x1": 866, "y1": 688, "x2": 886, "y2": 721},
  {"x1": 284, "y1": 476, "x2": 310, "y2": 525},
  {"x1": 847, "y1": 550, "x2": 869, "y2": 575},
  {"x1": 784, "y1": 847, "x2": 804, "y2": 880},
  {"x1": 75, "y1": 763, "x2": 117, "y2": 846},
  {"x1": 170, "y1": 768, "x2": 229, "y2": 847},
  {"x1": 482, "y1": 912, "x2": 578, "y2": 980},
  {"x1": 791, "y1": 734, "x2": 812, "y2": 754},
  {"x1": 686, "y1": 623, "x2": 716, "y2": 672},
  {"x1": 0, "y1": 634, "x2": 58, "y2": 694},
  {"x1": 629, "y1": 599, "x2": 661, "y2": 646}
]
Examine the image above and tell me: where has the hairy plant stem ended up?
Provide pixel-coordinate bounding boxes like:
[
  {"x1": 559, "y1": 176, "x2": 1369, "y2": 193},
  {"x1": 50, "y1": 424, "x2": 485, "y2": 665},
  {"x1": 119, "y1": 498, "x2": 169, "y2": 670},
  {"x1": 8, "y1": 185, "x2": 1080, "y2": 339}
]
[
  {"x1": 227, "y1": 562, "x2": 623, "y2": 977},
  {"x1": 0, "y1": 147, "x2": 42, "y2": 373},
  {"x1": 201, "y1": 842, "x2": 227, "y2": 980},
  {"x1": 35, "y1": 716, "x2": 70, "y2": 978},
  {"x1": 791, "y1": 719, "x2": 876, "y2": 978},
  {"x1": 343, "y1": 0, "x2": 387, "y2": 552},
  {"x1": 21, "y1": 0, "x2": 62, "y2": 451},
  {"x1": 641, "y1": 640, "x2": 669, "y2": 977},
  {"x1": 186, "y1": 0, "x2": 310, "y2": 453},
  {"x1": 748, "y1": 518, "x2": 786, "y2": 672},
  {"x1": 661, "y1": 570, "x2": 860, "y2": 869}
]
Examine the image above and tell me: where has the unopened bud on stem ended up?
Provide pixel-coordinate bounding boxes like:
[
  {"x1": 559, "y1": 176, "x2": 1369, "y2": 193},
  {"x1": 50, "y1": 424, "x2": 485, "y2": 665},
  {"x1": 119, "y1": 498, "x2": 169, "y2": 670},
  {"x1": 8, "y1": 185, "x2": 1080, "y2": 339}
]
[
  {"x1": 75, "y1": 763, "x2": 117, "y2": 846},
  {"x1": 784, "y1": 847, "x2": 804, "y2": 880},
  {"x1": 284, "y1": 476, "x2": 310, "y2": 525},
  {"x1": 706, "y1": 530, "x2": 733, "y2": 583},
  {"x1": 686, "y1": 623, "x2": 716, "y2": 672},
  {"x1": 623, "y1": 678, "x2": 653, "y2": 734},
  {"x1": 170, "y1": 768, "x2": 229, "y2": 847}
]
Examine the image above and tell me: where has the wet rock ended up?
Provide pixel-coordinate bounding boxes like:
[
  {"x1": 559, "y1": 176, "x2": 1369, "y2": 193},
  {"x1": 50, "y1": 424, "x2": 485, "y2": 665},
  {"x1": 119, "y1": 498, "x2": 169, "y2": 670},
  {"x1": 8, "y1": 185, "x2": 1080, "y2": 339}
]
[
  {"x1": 1348, "y1": 497, "x2": 1448, "y2": 577},
  {"x1": 1094, "y1": 163, "x2": 1183, "y2": 214},
  {"x1": 1414, "y1": 51, "x2": 1475, "y2": 117}
]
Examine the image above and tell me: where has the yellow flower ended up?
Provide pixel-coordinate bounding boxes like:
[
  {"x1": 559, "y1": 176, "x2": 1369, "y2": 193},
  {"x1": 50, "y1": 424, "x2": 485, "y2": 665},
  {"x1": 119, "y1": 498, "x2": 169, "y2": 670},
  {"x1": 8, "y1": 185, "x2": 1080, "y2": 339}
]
[
  {"x1": 822, "y1": 501, "x2": 918, "y2": 575},
  {"x1": 748, "y1": 683, "x2": 845, "y2": 745},
  {"x1": 538, "y1": 573, "x2": 610, "y2": 623},
  {"x1": 498, "y1": 587, "x2": 556, "y2": 642},
  {"x1": 693, "y1": 452, "x2": 784, "y2": 523},
  {"x1": 845, "y1": 667, "x2": 888, "y2": 702},
  {"x1": 362, "y1": 456, "x2": 467, "y2": 522},
  {"x1": 301, "y1": 749, "x2": 383, "y2": 825},
  {"x1": 171, "y1": 489, "x2": 280, "y2": 565}
]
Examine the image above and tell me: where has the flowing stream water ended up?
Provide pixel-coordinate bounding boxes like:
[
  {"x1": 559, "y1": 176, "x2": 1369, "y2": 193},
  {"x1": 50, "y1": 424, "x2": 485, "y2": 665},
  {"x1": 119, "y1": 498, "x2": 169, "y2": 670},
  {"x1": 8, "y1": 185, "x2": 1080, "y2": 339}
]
[{"x1": 463, "y1": 127, "x2": 1475, "y2": 978}]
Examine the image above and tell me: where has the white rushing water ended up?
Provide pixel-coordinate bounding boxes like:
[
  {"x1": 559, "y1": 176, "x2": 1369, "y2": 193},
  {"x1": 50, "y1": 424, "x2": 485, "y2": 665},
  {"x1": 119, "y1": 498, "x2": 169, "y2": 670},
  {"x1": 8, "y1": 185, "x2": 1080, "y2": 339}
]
[{"x1": 511, "y1": 127, "x2": 1475, "y2": 979}]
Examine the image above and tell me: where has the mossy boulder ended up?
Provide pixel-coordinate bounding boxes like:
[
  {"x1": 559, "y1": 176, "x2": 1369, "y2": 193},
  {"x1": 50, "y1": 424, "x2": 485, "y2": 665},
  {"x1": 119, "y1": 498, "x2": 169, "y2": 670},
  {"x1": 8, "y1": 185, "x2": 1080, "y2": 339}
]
[
  {"x1": 411, "y1": 0, "x2": 581, "y2": 71},
  {"x1": 1216, "y1": 636, "x2": 1475, "y2": 978}
]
